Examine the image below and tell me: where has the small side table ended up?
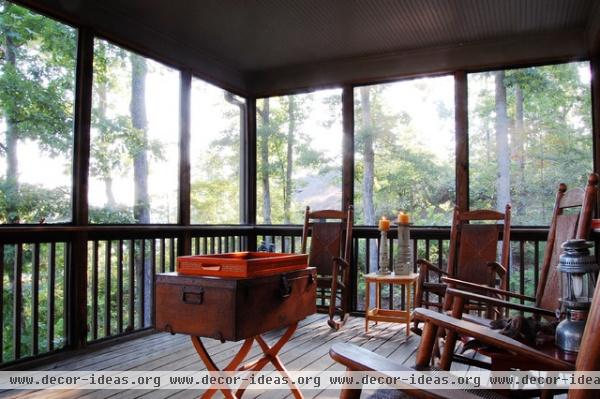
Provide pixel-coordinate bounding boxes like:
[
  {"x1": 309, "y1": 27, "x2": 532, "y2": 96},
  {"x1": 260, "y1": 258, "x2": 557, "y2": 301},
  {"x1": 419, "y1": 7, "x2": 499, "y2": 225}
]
[{"x1": 364, "y1": 272, "x2": 419, "y2": 336}]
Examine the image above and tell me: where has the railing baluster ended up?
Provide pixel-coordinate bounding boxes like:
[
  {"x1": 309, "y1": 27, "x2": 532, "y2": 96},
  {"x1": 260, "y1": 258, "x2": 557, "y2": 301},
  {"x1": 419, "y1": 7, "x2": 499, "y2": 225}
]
[
  {"x1": 150, "y1": 238, "x2": 157, "y2": 326},
  {"x1": 117, "y1": 240, "x2": 123, "y2": 334},
  {"x1": 105, "y1": 240, "x2": 111, "y2": 337},
  {"x1": 194, "y1": 237, "x2": 200, "y2": 255},
  {"x1": 128, "y1": 240, "x2": 135, "y2": 331},
  {"x1": 62, "y1": 243, "x2": 67, "y2": 349},
  {"x1": 534, "y1": 240, "x2": 540, "y2": 296},
  {"x1": 519, "y1": 240, "x2": 525, "y2": 304},
  {"x1": 169, "y1": 238, "x2": 175, "y2": 271},
  {"x1": 160, "y1": 238, "x2": 166, "y2": 273},
  {"x1": 138, "y1": 239, "x2": 145, "y2": 328},
  {"x1": 412, "y1": 238, "x2": 418, "y2": 273},
  {"x1": 351, "y1": 237, "x2": 359, "y2": 312},
  {"x1": 32, "y1": 243, "x2": 40, "y2": 355},
  {"x1": 0, "y1": 245, "x2": 4, "y2": 362},
  {"x1": 92, "y1": 241, "x2": 99, "y2": 341},
  {"x1": 437, "y1": 239, "x2": 443, "y2": 307},
  {"x1": 388, "y1": 235, "x2": 394, "y2": 309},
  {"x1": 48, "y1": 243, "x2": 55, "y2": 352},
  {"x1": 13, "y1": 243, "x2": 23, "y2": 360}
]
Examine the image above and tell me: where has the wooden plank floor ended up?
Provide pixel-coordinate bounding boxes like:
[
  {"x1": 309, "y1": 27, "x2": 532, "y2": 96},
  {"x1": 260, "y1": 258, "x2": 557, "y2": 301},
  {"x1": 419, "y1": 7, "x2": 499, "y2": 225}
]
[{"x1": 0, "y1": 314, "x2": 476, "y2": 399}]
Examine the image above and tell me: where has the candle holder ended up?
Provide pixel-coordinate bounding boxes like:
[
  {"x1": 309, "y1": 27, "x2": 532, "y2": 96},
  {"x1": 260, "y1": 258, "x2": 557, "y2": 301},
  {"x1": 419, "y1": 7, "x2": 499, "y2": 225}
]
[
  {"x1": 378, "y1": 229, "x2": 391, "y2": 275},
  {"x1": 394, "y1": 222, "x2": 412, "y2": 275}
]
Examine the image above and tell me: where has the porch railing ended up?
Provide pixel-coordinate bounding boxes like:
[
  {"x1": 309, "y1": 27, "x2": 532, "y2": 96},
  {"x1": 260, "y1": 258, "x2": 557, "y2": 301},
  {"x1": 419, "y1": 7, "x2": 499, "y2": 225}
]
[{"x1": 0, "y1": 224, "x2": 586, "y2": 368}]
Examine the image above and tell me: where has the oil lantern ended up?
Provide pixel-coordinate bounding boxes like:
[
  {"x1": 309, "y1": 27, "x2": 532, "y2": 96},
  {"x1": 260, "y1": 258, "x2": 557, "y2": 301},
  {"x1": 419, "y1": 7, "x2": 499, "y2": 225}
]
[{"x1": 555, "y1": 239, "x2": 599, "y2": 353}]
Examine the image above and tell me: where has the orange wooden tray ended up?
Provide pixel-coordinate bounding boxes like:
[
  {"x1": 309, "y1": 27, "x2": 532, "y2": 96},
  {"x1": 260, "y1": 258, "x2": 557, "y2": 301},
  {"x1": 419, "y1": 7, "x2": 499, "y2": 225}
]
[{"x1": 176, "y1": 252, "x2": 309, "y2": 278}]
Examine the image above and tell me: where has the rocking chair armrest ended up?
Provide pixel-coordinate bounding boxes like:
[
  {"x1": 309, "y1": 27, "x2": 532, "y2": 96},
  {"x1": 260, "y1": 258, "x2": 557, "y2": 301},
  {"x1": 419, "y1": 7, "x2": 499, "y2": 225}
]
[
  {"x1": 487, "y1": 261, "x2": 506, "y2": 278},
  {"x1": 445, "y1": 288, "x2": 555, "y2": 318},
  {"x1": 441, "y1": 277, "x2": 536, "y2": 302},
  {"x1": 333, "y1": 257, "x2": 350, "y2": 268},
  {"x1": 329, "y1": 343, "x2": 486, "y2": 399},
  {"x1": 413, "y1": 308, "x2": 574, "y2": 371},
  {"x1": 417, "y1": 259, "x2": 448, "y2": 276}
]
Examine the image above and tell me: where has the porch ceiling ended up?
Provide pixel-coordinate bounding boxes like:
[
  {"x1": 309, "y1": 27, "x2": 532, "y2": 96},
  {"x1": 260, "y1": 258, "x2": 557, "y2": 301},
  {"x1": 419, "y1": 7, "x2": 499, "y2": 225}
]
[{"x1": 19, "y1": 0, "x2": 600, "y2": 94}]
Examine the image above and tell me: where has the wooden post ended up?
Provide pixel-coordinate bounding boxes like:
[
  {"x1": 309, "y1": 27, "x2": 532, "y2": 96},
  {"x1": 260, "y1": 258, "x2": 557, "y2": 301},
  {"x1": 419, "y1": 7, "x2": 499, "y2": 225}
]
[
  {"x1": 244, "y1": 98, "x2": 257, "y2": 251},
  {"x1": 69, "y1": 27, "x2": 93, "y2": 350},
  {"x1": 341, "y1": 86, "x2": 355, "y2": 311},
  {"x1": 342, "y1": 86, "x2": 355, "y2": 211},
  {"x1": 592, "y1": 58, "x2": 600, "y2": 177},
  {"x1": 455, "y1": 71, "x2": 469, "y2": 212},
  {"x1": 178, "y1": 70, "x2": 192, "y2": 256}
]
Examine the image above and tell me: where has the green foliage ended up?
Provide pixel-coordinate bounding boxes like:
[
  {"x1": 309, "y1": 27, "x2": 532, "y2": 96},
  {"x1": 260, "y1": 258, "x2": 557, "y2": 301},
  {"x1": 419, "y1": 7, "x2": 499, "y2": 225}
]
[
  {"x1": 256, "y1": 92, "x2": 341, "y2": 224},
  {"x1": 190, "y1": 87, "x2": 242, "y2": 224},
  {"x1": 354, "y1": 81, "x2": 455, "y2": 226},
  {"x1": 0, "y1": 0, "x2": 76, "y2": 223},
  {"x1": 0, "y1": 179, "x2": 70, "y2": 223},
  {"x1": 470, "y1": 63, "x2": 592, "y2": 225},
  {"x1": 88, "y1": 206, "x2": 136, "y2": 224}
]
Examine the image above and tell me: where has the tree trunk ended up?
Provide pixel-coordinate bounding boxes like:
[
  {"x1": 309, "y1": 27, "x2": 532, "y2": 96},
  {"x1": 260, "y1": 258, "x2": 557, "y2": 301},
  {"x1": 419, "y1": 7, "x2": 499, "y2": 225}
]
[
  {"x1": 360, "y1": 87, "x2": 376, "y2": 226},
  {"x1": 130, "y1": 54, "x2": 150, "y2": 224},
  {"x1": 494, "y1": 71, "x2": 511, "y2": 212},
  {"x1": 284, "y1": 97, "x2": 295, "y2": 224},
  {"x1": 258, "y1": 99, "x2": 272, "y2": 224},
  {"x1": 4, "y1": 32, "x2": 20, "y2": 222},
  {"x1": 514, "y1": 84, "x2": 525, "y2": 215},
  {"x1": 359, "y1": 87, "x2": 378, "y2": 309},
  {"x1": 224, "y1": 92, "x2": 245, "y2": 222},
  {"x1": 97, "y1": 79, "x2": 116, "y2": 208},
  {"x1": 129, "y1": 54, "x2": 151, "y2": 326},
  {"x1": 103, "y1": 176, "x2": 116, "y2": 207}
]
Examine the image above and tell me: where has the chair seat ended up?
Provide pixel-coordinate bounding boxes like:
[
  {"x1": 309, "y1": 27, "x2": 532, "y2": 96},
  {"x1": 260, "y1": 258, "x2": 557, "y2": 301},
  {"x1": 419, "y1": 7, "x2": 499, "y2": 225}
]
[{"x1": 331, "y1": 343, "x2": 506, "y2": 399}]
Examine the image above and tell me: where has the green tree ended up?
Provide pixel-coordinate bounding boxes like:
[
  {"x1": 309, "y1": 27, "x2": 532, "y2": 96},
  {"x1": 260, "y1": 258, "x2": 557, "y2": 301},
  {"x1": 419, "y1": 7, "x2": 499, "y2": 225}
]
[{"x1": 0, "y1": 0, "x2": 76, "y2": 223}]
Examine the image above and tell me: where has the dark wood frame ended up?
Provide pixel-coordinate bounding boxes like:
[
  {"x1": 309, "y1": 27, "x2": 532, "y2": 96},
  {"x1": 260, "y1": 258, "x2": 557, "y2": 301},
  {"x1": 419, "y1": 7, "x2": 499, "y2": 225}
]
[{"x1": 1, "y1": 0, "x2": 600, "y2": 368}]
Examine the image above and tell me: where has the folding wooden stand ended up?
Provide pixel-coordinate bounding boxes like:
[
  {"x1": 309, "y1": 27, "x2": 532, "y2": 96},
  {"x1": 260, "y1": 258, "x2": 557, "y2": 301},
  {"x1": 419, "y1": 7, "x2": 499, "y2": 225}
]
[{"x1": 191, "y1": 323, "x2": 303, "y2": 399}]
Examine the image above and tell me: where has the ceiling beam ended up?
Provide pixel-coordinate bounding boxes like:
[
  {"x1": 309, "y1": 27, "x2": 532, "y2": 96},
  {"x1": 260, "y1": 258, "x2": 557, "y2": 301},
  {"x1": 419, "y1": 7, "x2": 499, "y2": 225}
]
[{"x1": 248, "y1": 30, "x2": 589, "y2": 97}]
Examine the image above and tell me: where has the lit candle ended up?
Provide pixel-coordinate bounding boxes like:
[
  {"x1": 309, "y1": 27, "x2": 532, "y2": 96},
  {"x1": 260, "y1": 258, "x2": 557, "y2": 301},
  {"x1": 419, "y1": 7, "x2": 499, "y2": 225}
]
[
  {"x1": 378, "y1": 216, "x2": 390, "y2": 231},
  {"x1": 398, "y1": 212, "x2": 410, "y2": 224}
]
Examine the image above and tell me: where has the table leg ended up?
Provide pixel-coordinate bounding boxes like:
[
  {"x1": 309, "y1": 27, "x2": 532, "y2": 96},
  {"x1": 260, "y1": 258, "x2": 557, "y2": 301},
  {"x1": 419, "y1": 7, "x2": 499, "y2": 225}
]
[
  {"x1": 236, "y1": 323, "x2": 303, "y2": 399},
  {"x1": 406, "y1": 283, "x2": 411, "y2": 337},
  {"x1": 365, "y1": 279, "x2": 370, "y2": 332},
  {"x1": 375, "y1": 282, "x2": 380, "y2": 326},
  {"x1": 191, "y1": 336, "x2": 254, "y2": 399}
]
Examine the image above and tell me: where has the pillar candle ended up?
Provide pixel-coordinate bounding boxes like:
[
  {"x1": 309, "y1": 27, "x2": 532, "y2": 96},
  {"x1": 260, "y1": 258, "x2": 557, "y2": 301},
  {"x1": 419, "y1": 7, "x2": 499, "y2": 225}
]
[{"x1": 378, "y1": 216, "x2": 390, "y2": 231}]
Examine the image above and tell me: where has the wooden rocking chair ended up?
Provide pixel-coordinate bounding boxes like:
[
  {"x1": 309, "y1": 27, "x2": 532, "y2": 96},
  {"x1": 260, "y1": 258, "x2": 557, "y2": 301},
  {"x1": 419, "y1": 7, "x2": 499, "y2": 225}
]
[
  {"x1": 301, "y1": 206, "x2": 353, "y2": 330},
  {"x1": 331, "y1": 286, "x2": 600, "y2": 399},
  {"x1": 439, "y1": 173, "x2": 598, "y2": 370},
  {"x1": 412, "y1": 205, "x2": 512, "y2": 335}
]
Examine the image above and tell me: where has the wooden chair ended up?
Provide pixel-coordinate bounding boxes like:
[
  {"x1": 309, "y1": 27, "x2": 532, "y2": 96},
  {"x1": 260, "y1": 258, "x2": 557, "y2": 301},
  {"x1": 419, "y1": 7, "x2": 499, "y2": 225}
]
[
  {"x1": 439, "y1": 173, "x2": 598, "y2": 370},
  {"x1": 331, "y1": 286, "x2": 600, "y2": 399},
  {"x1": 301, "y1": 206, "x2": 353, "y2": 330},
  {"x1": 412, "y1": 205, "x2": 511, "y2": 334}
]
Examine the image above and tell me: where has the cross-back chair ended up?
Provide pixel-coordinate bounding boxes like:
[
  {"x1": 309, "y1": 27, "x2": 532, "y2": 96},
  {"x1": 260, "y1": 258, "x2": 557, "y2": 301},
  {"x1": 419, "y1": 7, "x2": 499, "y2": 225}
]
[
  {"x1": 301, "y1": 206, "x2": 353, "y2": 330},
  {"x1": 413, "y1": 205, "x2": 512, "y2": 334}
]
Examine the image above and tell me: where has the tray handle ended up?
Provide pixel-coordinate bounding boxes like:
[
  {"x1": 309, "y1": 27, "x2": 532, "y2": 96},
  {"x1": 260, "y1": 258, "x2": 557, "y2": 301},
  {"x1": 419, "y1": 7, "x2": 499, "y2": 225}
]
[{"x1": 197, "y1": 263, "x2": 222, "y2": 271}]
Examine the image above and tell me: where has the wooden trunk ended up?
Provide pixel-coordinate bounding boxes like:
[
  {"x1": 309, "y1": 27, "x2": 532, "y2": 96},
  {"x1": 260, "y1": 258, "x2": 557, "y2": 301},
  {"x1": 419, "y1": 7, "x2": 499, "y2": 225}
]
[{"x1": 155, "y1": 268, "x2": 316, "y2": 341}]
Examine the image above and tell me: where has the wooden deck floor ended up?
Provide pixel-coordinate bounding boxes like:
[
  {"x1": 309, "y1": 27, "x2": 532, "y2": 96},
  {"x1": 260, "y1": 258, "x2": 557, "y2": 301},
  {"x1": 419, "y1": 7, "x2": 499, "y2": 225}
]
[{"x1": 0, "y1": 314, "x2": 475, "y2": 399}]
